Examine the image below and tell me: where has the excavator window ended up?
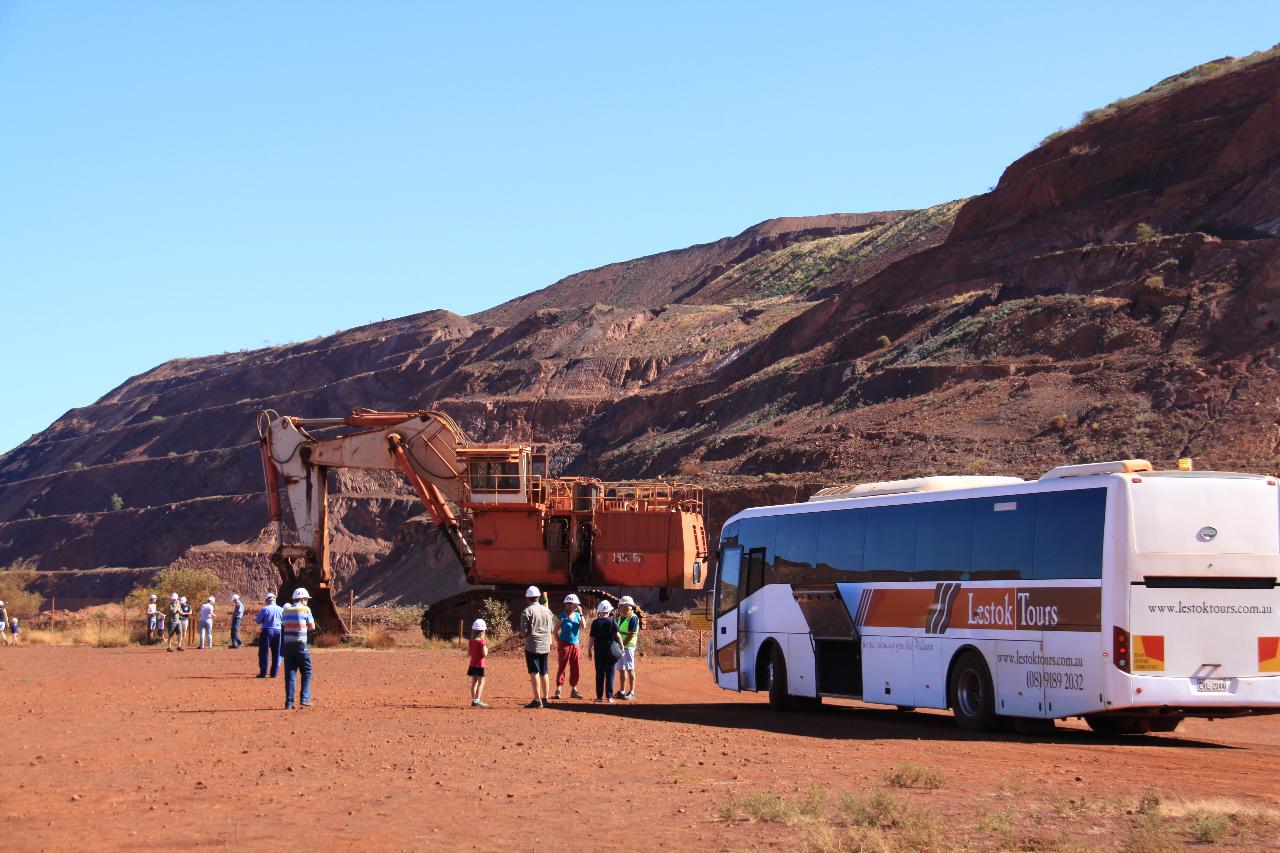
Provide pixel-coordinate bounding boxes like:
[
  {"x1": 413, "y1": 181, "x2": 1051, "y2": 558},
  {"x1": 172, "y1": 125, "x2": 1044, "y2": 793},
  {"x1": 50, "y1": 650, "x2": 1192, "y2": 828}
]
[{"x1": 468, "y1": 459, "x2": 522, "y2": 494}]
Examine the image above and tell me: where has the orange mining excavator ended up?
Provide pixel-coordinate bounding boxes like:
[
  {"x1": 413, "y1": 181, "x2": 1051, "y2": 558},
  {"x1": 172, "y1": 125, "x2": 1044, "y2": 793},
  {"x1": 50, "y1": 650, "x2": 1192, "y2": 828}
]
[{"x1": 257, "y1": 408, "x2": 709, "y2": 634}]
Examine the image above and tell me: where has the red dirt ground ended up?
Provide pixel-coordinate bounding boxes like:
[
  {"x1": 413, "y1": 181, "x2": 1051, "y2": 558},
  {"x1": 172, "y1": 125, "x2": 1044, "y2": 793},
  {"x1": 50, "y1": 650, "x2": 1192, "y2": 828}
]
[{"x1": 3, "y1": 645, "x2": 1280, "y2": 851}]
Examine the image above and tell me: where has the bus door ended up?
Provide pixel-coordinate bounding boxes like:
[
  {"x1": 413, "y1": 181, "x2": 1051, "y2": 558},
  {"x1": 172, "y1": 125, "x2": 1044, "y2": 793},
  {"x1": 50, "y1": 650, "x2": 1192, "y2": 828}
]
[
  {"x1": 715, "y1": 546, "x2": 743, "y2": 691},
  {"x1": 738, "y1": 547, "x2": 767, "y2": 690}
]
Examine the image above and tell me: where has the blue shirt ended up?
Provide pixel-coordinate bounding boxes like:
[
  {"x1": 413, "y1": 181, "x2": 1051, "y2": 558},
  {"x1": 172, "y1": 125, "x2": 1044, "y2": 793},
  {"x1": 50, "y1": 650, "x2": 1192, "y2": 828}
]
[
  {"x1": 255, "y1": 603, "x2": 283, "y2": 630},
  {"x1": 557, "y1": 610, "x2": 581, "y2": 645}
]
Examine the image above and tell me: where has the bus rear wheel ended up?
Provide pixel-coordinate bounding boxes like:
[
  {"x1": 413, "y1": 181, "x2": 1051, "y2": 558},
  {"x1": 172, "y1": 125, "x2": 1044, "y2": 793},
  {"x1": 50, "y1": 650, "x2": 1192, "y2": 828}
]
[
  {"x1": 1084, "y1": 715, "x2": 1153, "y2": 735},
  {"x1": 949, "y1": 651, "x2": 999, "y2": 732}
]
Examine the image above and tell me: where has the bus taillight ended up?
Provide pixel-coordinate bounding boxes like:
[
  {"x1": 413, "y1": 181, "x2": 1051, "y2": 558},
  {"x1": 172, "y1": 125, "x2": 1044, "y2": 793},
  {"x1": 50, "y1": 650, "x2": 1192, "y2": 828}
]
[{"x1": 1113, "y1": 626, "x2": 1131, "y2": 672}]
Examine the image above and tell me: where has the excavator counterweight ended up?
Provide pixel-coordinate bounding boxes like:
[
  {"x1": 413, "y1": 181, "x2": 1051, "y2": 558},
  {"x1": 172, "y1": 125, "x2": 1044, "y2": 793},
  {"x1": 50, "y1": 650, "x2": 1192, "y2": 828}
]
[{"x1": 257, "y1": 408, "x2": 708, "y2": 635}]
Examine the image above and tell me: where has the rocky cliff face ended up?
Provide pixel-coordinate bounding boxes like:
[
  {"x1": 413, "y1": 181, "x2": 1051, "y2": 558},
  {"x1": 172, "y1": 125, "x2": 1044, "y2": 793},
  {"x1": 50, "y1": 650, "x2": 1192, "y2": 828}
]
[{"x1": 3, "y1": 48, "x2": 1279, "y2": 606}]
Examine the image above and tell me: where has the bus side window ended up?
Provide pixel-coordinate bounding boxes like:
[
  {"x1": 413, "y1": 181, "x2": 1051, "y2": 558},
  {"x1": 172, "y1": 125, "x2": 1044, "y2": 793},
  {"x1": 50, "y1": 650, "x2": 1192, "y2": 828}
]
[
  {"x1": 744, "y1": 548, "x2": 767, "y2": 597},
  {"x1": 865, "y1": 504, "x2": 916, "y2": 581},
  {"x1": 717, "y1": 547, "x2": 742, "y2": 616},
  {"x1": 1034, "y1": 489, "x2": 1106, "y2": 579},
  {"x1": 972, "y1": 495, "x2": 1036, "y2": 580}
]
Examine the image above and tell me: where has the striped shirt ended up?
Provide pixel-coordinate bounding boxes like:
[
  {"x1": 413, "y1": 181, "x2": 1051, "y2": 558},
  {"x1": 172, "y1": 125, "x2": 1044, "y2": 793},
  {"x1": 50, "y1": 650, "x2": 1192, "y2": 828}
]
[{"x1": 281, "y1": 604, "x2": 316, "y2": 643}]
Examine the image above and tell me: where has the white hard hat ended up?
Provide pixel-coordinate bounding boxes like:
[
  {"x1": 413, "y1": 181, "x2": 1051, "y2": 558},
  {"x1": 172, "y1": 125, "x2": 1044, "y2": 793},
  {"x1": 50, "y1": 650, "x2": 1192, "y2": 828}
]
[
  {"x1": 179, "y1": 596, "x2": 187, "y2": 603},
  {"x1": 170, "y1": 592, "x2": 179, "y2": 600},
  {"x1": 525, "y1": 585, "x2": 540, "y2": 598},
  {"x1": 149, "y1": 594, "x2": 157, "y2": 600},
  {"x1": 208, "y1": 596, "x2": 215, "y2": 602},
  {"x1": 292, "y1": 587, "x2": 311, "y2": 601},
  {"x1": 618, "y1": 595, "x2": 635, "y2": 607},
  {"x1": 0, "y1": 600, "x2": 5, "y2": 607},
  {"x1": 265, "y1": 592, "x2": 276, "y2": 602},
  {"x1": 232, "y1": 594, "x2": 240, "y2": 600},
  {"x1": 564, "y1": 593, "x2": 580, "y2": 604},
  {"x1": 596, "y1": 600, "x2": 613, "y2": 614},
  {"x1": 471, "y1": 619, "x2": 487, "y2": 631}
]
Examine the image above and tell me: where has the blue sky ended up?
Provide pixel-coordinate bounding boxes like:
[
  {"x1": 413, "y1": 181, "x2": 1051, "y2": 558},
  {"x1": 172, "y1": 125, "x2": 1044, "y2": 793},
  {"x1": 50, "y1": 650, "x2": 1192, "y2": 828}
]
[{"x1": 1, "y1": 2, "x2": 1277, "y2": 454}]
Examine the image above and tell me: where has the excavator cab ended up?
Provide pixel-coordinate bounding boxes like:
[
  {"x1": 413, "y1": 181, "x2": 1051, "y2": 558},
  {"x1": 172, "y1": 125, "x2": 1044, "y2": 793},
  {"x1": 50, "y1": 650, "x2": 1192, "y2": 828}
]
[{"x1": 459, "y1": 446, "x2": 547, "y2": 505}]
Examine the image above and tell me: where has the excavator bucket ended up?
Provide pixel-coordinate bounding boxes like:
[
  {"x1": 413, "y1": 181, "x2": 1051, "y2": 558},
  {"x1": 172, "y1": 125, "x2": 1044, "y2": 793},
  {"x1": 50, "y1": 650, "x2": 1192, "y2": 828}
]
[{"x1": 272, "y1": 554, "x2": 347, "y2": 637}]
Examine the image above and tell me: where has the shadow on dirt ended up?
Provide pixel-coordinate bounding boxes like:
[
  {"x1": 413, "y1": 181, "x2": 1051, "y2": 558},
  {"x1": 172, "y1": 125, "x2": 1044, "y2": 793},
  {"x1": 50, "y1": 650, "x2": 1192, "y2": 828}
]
[{"x1": 549, "y1": 700, "x2": 1238, "y2": 749}]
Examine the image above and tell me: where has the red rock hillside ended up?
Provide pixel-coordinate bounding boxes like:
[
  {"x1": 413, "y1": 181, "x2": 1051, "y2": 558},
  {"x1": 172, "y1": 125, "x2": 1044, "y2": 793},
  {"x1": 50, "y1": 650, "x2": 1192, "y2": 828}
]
[{"x1": 2, "y1": 47, "x2": 1279, "y2": 607}]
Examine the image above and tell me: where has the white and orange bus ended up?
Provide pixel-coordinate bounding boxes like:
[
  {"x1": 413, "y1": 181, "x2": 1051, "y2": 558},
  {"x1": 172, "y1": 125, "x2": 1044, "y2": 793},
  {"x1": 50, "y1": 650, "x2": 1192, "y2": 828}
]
[{"x1": 710, "y1": 460, "x2": 1280, "y2": 733}]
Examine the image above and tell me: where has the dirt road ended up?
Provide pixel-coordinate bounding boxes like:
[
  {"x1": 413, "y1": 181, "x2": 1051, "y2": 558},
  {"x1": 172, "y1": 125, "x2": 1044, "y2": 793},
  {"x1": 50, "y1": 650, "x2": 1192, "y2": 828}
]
[{"x1": 2, "y1": 646, "x2": 1278, "y2": 851}]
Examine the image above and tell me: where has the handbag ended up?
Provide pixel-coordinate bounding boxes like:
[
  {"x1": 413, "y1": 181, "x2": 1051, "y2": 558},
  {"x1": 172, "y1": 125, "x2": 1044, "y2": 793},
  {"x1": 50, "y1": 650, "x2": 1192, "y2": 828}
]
[{"x1": 609, "y1": 640, "x2": 625, "y2": 661}]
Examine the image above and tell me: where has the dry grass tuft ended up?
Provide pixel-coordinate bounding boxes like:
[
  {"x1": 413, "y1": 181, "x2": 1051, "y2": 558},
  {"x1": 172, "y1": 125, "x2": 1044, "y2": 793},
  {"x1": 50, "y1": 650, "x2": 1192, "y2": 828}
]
[{"x1": 883, "y1": 762, "x2": 946, "y2": 790}]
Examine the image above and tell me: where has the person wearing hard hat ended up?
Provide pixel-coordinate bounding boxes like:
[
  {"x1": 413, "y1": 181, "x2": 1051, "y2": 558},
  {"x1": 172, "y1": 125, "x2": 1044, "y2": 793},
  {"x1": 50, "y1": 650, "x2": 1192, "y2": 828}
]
[
  {"x1": 165, "y1": 593, "x2": 184, "y2": 652},
  {"x1": 228, "y1": 594, "x2": 245, "y2": 648},
  {"x1": 518, "y1": 585, "x2": 555, "y2": 708},
  {"x1": 587, "y1": 599, "x2": 624, "y2": 703},
  {"x1": 178, "y1": 596, "x2": 193, "y2": 646},
  {"x1": 614, "y1": 596, "x2": 641, "y2": 700},
  {"x1": 197, "y1": 596, "x2": 216, "y2": 649},
  {"x1": 281, "y1": 588, "x2": 317, "y2": 709},
  {"x1": 553, "y1": 593, "x2": 585, "y2": 700},
  {"x1": 467, "y1": 618, "x2": 489, "y2": 708},
  {"x1": 255, "y1": 592, "x2": 284, "y2": 678},
  {"x1": 146, "y1": 594, "x2": 159, "y2": 643},
  {"x1": 0, "y1": 600, "x2": 10, "y2": 646}
]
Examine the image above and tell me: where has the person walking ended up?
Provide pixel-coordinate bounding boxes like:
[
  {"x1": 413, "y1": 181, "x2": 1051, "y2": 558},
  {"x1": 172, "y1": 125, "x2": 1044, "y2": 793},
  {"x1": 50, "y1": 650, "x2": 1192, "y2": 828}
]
[
  {"x1": 146, "y1": 594, "x2": 159, "y2": 643},
  {"x1": 587, "y1": 600, "x2": 622, "y2": 703},
  {"x1": 553, "y1": 593, "x2": 584, "y2": 700},
  {"x1": 281, "y1": 588, "x2": 316, "y2": 709},
  {"x1": 255, "y1": 592, "x2": 284, "y2": 678},
  {"x1": 178, "y1": 596, "x2": 193, "y2": 647},
  {"x1": 165, "y1": 593, "x2": 184, "y2": 652},
  {"x1": 518, "y1": 585, "x2": 554, "y2": 708},
  {"x1": 228, "y1": 594, "x2": 244, "y2": 648},
  {"x1": 614, "y1": 595, "x2": 641, "y2": 700},
  {"x1": 0, "y1": 600, "x2": 10, "y2": 647},
  {"x1": 198, "y1": 596, "x2": 216, "y2": 649},
  {"x1": 467, "y1": 618, "x2": 489, "y2": 708}
]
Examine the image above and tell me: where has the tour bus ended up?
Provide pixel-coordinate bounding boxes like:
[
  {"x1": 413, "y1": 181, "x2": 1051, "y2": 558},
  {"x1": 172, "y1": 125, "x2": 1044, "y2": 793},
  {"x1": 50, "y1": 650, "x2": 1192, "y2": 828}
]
[{"x1": 709, "y1": 460, "x2": 1280, "y2": 734}]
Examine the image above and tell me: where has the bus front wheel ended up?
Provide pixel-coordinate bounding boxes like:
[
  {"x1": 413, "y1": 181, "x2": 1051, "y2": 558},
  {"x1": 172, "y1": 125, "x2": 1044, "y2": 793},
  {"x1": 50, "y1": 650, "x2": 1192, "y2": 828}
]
[{"x1": 949, "y1": 651, "x2": 999, "y2": 732}]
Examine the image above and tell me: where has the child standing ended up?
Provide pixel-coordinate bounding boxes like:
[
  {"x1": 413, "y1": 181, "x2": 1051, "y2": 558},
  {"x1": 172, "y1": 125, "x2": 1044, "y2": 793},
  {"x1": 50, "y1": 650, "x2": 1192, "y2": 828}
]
[
  {"x1": 468, "y1": 619, "x2": 489, "y2": 708},
  {"x1": 8, "y1": 616, "x2": 20, "y2": 645}
]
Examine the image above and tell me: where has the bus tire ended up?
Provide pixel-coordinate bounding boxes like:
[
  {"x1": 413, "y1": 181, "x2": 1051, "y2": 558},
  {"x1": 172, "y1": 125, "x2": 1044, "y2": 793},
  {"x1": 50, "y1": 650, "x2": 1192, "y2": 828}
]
[
  {"x1": 949, "y1": 650, "x2": 999, "y2": 732},
  {"x1": 767, "y1": 644, "x2": 793, "y2": 711},
  {"x1": 1084, "y1": 715, "x2": 1152, "y2": 736}
]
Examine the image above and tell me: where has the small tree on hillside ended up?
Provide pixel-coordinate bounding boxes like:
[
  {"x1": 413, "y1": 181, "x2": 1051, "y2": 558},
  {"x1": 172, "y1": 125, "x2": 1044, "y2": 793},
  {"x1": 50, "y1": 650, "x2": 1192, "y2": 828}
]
[
  {"x1": 127, "y1": 566, "x2": 222, "y2": 612},
  {"x1": 0, "y1": 559, "x2": 45, "y2": 616},
  {"x1": 108, "y1": 493, "x2": 124, "y2": 512}
]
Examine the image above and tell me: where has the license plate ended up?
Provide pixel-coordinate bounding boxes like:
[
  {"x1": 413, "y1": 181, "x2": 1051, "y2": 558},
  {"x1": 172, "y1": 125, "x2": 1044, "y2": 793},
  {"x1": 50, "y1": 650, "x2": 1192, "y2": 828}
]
[{"x1": 1195, "y1": 678, "x2": 1230, "y2": 693}]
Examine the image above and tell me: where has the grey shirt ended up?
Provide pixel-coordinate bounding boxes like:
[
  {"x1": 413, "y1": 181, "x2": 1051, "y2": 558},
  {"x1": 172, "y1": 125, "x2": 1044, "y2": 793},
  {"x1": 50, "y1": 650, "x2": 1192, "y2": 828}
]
[{"x1": 520, "y1": 602, "x2": 555, "y2": 654}]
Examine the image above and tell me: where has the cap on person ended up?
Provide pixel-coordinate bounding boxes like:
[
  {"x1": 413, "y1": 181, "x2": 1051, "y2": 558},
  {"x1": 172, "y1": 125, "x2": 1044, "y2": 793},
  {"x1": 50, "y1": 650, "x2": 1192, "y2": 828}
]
[
  {"x1": 170, "y1": 592, "x2": 179, "y2": 600},
  {"x1": 596, "y1": 600, "x2": 613, "y2": 614},
  {"x1": 618, "y1": 595, "x2": 635, "y2": 608},
  {"x1": 564, "y1": 593, "x2": 580, "y2": 605},
  {"x1": 231, "y1": 594, "x2": 240, "y2": 601},
  {"x1": 265, "y1": 592, "x2": 276, "y2": 602},
  {"x1": 292, "y1": 587, "x2": 311, "y2": 601},
  {"x1": 471, "y1": 618, "x2": 487, "y2": 631},
  {"x1": 525, "y1": 585, "x2": 540, "y2": 599},
  {"x1": 179, "y1": 596, "x2": 187, "y2": 604}
]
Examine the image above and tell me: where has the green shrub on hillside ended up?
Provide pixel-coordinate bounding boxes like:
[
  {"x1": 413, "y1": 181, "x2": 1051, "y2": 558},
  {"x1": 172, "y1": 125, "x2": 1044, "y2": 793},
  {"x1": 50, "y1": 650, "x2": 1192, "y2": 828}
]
[
  {"x1": 128, "y1": 566, "x2": 223, "y2": 611},
  {"x1": 0, "y1": 561, "x2": 44, "y2": 616}
]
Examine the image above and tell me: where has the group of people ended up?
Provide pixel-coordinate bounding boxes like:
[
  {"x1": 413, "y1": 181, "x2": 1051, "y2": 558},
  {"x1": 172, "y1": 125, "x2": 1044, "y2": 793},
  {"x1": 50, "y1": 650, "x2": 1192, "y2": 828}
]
[
  {"x1": 146, "y1": 592, "x2": 245, "y2": 650},
  {"x1": 467, "y1": 586, "x2": 642, "y2": 709},
  {"x1": 0, "y1": 599, "x2": 19, "y2": 645},
  {"x1": 149, "y1": 587, "x2": 315, "y2": 710}
]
